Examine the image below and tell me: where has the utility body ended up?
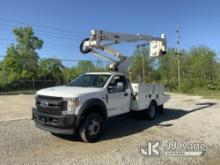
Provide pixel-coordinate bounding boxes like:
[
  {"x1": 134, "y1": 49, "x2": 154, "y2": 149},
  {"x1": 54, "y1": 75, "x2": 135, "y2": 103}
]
[{"x1": 32, "y1": 30, "x2": 170, "y2": 142}]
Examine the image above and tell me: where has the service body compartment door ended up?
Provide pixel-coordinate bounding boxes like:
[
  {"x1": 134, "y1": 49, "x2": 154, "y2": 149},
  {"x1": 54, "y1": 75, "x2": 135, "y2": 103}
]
[
  {"x1": 131, "y1": 83, "x2": 164, "y2": 111},
  {"x1": 131, "y1": 83, "x2": 151, "y2": 111}
]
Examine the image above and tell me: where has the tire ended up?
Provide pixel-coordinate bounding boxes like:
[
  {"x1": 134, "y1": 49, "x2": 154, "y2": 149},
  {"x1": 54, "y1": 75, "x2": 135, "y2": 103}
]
[
  {"x1": 79, "y1": 113, "x2": 104, "y2": 143},
  {"x1": 145, "y1": 101, "x2": 157, "y2": 120}
]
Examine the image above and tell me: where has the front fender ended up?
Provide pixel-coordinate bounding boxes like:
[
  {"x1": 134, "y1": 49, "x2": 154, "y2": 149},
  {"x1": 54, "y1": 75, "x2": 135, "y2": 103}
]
[{"x1": 75, "y1": 98, "x2": 107, "y2": 127}]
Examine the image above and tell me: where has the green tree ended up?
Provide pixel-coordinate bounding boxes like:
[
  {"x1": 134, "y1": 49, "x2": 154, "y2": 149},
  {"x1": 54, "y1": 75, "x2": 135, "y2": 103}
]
[
  {"x1": 94, "y1": 60, "x2": 108, "y2": 72},
  {"x1": 1, "y1": 27, "x2": 43, "y2": 83},
  {"x1": 130, "y1": 47, "x2": 152, "y2": 82},
  {"x1": 186, "y1": 46, "x2": 217, "y2": 90},
  {"x1": 158, "y1": 48, "x2": 178, "y2": 90},
  {"x1": 38, "y1": 58, "x2": 64, "y2": 82},
  {"x1": 157, "y1": 46, "x2": 218, "y2": 92},
  {"x1": 77, "y1": 61, "x2": 96, "y2": 73},
  {"x1": 63, "y1": 67, "x2": 80, "y2": 83}
]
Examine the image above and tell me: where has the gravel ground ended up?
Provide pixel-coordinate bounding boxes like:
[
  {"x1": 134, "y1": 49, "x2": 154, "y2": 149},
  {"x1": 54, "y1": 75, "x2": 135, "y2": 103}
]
[
  {"x1": 0, "y1": 93, "x2": 220, "y2": 165},
  {"x1": 0, "y1": 94, "x2": 34, "y2": 121}
]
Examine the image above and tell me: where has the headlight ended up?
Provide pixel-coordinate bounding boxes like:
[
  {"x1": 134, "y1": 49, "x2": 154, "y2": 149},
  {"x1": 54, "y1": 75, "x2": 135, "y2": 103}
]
[{"x1": 67, "y1": 97, "x2": 80, "y2": 112}]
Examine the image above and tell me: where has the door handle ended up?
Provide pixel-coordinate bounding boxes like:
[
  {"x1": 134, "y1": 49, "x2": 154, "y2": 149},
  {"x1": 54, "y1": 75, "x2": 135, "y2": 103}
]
[{"x1": 124, "y1": 92, "x2": 128, "y2": 96}]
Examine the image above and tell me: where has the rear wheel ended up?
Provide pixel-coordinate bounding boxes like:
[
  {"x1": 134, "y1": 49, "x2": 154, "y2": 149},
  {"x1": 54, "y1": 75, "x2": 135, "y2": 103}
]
[
  {"x1": 145, "y1": 102, "x2": 157, "y2": 120},
  {"x1": 79, "y1": 113, "x2": 103, "y2": 143}
]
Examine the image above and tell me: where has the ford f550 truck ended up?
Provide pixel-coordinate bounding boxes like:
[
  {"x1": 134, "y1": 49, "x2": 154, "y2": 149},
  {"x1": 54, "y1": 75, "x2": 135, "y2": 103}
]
[
  {"x1": 32, "y1": 72, "x2": 170, "y2": 142},
  {"x1": 32, "y1": 29, "x2": 169, "y2": 142}
]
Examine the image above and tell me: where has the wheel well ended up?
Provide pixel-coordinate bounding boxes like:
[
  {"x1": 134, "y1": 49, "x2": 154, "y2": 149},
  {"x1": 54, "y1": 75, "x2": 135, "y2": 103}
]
[
  {"x1": 151, "y1": 100, "x2": 157, "y2": 106},
  {"x1": 82, "y1": 105, "x2": 107, "y2": 119},
  {"x1": 75, "y1": 99, "x2": 107, "y2": 128}
]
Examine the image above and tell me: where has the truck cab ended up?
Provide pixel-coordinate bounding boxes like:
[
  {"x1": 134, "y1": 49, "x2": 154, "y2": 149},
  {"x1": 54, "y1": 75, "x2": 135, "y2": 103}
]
[{"x1": 32, "y1": 72, "x2": 169, "y2": 142}]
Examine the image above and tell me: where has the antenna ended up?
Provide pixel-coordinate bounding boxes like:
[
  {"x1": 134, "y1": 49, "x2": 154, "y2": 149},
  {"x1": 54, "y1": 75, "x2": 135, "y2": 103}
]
[{"x1": 176, "y1": 24, "x2": 181, "y2": 91}]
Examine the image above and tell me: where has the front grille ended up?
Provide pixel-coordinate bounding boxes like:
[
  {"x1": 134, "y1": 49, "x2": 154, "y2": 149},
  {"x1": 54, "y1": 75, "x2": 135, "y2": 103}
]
[
  {"x1": 36, "y1": 95, "x2": 67, "y2": 115},
  {"x1": 37, "y1": 95, "x2": 63, "y2": 101}
]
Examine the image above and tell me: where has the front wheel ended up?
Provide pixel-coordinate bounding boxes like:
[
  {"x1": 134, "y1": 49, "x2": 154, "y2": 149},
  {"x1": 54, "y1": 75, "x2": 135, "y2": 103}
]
[
  {"x1": 144, "y1": 102, "x2": 157, "y2": 120},
  {"x1": 79, "y1": 113, "x2": 104, "y2": 143}
]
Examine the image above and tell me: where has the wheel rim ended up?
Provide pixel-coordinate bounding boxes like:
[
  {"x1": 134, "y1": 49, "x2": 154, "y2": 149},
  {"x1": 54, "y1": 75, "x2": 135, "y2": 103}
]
[
  {"x1": 149, "y1": 104, "x2": 156, "y2": 118},
  {"x1": 88, "y1": 119, "x2": 100, "y2": 136}
]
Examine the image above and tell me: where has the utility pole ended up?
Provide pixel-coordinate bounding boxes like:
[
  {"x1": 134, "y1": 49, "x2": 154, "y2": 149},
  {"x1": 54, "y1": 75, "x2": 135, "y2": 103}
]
[
  {"x1": 176, "y1": 24, "x2": 181, "y2": 92},
  {"x1": 137, "y1": 44, "x2": 146, "y2": 83},
  {"x1": 141, "y1": 50, "x2": 146, "y2": 83}
]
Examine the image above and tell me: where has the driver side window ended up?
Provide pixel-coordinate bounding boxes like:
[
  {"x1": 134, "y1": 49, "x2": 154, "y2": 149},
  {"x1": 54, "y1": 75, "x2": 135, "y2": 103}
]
[{"x1": 108, "y1": 75, "x2": 127, "y2": 93}]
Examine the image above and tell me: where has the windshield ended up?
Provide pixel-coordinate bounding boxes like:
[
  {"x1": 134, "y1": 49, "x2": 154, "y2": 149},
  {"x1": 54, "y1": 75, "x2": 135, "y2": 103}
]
[{"x1": 68, "y1": 74, "x2": 110, "y2": 88}]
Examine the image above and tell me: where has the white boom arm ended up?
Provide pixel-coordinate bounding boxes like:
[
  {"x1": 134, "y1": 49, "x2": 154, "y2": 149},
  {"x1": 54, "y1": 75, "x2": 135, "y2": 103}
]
[{"x1": 80, "y1": 29, "x2": 167, "y2": 72}]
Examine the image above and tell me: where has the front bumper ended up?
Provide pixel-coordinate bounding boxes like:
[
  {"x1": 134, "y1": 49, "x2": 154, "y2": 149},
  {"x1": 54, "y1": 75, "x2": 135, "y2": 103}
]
[{"x1": 32, "y1": 108, "x2": 76, "y2": 135}]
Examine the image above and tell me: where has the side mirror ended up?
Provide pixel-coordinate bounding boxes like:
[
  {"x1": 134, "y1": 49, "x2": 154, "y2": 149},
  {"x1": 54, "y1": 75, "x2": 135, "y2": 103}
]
[
  {"x1": 117, "y1": 82, "x2": 124, "y2": 92},
  {"x1": 66, "y1": 80, "x2": 72, "y2": 86}
]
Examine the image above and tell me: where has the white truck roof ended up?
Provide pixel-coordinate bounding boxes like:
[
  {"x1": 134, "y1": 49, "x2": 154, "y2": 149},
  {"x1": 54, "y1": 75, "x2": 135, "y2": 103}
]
[{"x1": 85, "y1": 72, "x2": 126, "y2": 76}]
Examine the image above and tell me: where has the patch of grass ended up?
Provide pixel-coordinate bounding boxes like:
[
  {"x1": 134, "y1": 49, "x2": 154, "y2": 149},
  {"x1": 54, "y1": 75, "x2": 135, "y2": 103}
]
[
  {"x1": 171, "y1": 88, "x2": 220, "y2": 99},
  {"x1": 187, "y1": 89, "x2": 220, "y2": 99},
  {"x1": 0, "y1": 90, "x2": 37, "y2": 95}
]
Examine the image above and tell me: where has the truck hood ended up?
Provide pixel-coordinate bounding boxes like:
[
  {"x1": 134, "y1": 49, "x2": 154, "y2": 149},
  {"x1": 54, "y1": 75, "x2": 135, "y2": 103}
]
[{"x1": 36, "y1": 86, "x2": 105, "y2": 98}]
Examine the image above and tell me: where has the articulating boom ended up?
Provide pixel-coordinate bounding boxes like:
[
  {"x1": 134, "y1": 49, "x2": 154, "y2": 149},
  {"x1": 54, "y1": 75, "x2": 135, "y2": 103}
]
[{"x1": 80, "y1": 29, "x2": 167, "y2": 72}]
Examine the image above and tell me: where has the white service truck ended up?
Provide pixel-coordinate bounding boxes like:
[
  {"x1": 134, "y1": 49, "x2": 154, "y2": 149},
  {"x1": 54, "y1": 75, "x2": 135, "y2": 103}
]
[{"x1": 32, "y1": 30, "x2": 170, "y2": 142}]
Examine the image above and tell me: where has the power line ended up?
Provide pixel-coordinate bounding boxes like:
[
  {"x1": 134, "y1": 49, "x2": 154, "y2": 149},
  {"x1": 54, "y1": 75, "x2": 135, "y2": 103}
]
[
  {"x1": 36, "y1": 32, "x2": 82, "y2": 41},
  {"x1": 0, "y1": 37, "x2": 137, "y2": 51},
  {"x1": 0, "y1": 25, "x2": 137, "y2": 55},
  {"x1": 0, "y1": 38, "x2": 78, "y2": 48},
  {"x1": 0, "y1": 35, "x2": 139, "y2": 53},
  {"x1": 0, "y1": 43, "x2": 77, "y2": 52},
  {"x1": 0, "y1": 36, "x2": 81, "y2": 50},
  {"x1": 0, "y1": 17, "x2": 87, "y2": 36},
  {"x1": 0, "y1": 24, "x2": 149, "y2": 50},
  {"x1": 0, "y1": 42, "x2": 130, "y2": 54},
  {"x1": 0, "y1": 23, "x2": 84, "y2": 38},
  {"x1": 0, "y1": 18, "x2": 154, "y2": 55},
  {"x1": 0, "y1": 26, "x2": 141, "y2": 52},
  {"x1": 0, "y1": 27, "x2": 83, "y2": 41},
  {"x1": 0, "y1": 39, "x2": 136, "y2": 54},
  {"x1": 0, "y1": 55, "x2": 109, "y2": 63}
]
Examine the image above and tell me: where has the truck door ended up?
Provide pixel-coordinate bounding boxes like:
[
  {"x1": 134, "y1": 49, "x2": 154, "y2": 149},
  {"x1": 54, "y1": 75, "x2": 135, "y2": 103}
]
[{"x1": 106, "y1": 75, "x2": 131, "y2": 117}]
